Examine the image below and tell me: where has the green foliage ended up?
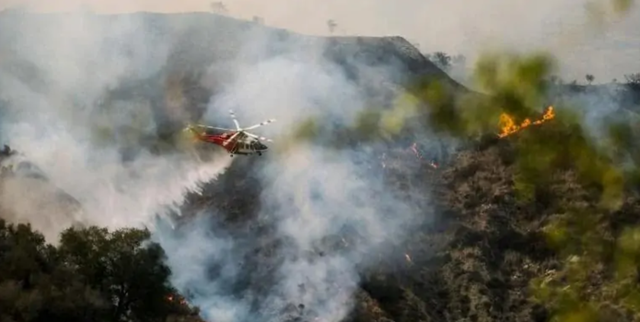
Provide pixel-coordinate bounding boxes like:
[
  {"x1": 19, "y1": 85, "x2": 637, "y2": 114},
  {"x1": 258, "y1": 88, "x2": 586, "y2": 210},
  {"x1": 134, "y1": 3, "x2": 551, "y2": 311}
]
[
  {"x1": 426, "y1": 52, "x2": 452, "y2": 71},
  {"x1": 612, "y1": 0, "x2": 635, "y2": 13},
  {"x1": 405, "y1": 40, "x2": 640, "y2": 320},
  {"x1": 405, "y1": 52, "x2": 559, "y2": 143},
  {"x1": 0, "y1": 219, "x2": 202, "y2": 322},
  {"x1": 279, "y1": 33, "x2": 640, "y2": 322},
  {"x1": 424, "y1": 52, "x2": 466, "y2": 71}
]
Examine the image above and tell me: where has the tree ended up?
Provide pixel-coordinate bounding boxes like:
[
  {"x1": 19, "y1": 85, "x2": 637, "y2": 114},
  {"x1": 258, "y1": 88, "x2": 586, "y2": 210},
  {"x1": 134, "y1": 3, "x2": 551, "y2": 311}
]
[
  {"x1": 0, "y1": 220, "x2": 109, "y2": 322},
  {"x1": 0, "y1": 219, "x2": 202, "y2": 322},
  {"x1": 428, "y1": 52, "x2": 452, "y2": 71},
  {"x1": 210, "y1": 2, "x2": 227, "y2": 14},
  {"x1": 252, "y1": 16, "x2": 264, "y2": 24},
  {"x1": 57, "y1": 227, "x2": 197, "y2": 322},
  {"x1": 327, "y1": 19, "x2": 337, "y2": 33},
  {"x1": 621, "y1": 73, "x2": 640, "y2": 106},
  {"x1": 625, "y1": 73, "x2": 640, "y2": 85},
  {"x1": 407, "y1": 50, "x2": 640, "y2": 322},
  {"x1": 585, "y1": 74, "x2": 594, "y2": 84}
]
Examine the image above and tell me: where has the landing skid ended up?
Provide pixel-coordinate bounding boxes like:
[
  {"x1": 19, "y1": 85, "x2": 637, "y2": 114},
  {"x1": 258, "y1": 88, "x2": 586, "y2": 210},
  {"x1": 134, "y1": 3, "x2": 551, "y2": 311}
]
[{"x1": 229, "y1": 152, "x2": 262, "y2": 157}]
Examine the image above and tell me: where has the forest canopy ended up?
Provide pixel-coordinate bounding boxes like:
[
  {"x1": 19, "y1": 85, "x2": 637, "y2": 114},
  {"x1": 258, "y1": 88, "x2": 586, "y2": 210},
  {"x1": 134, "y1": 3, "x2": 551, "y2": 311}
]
[{"x1": 0, "y1": 219, "x2": 203, "y2": 322}]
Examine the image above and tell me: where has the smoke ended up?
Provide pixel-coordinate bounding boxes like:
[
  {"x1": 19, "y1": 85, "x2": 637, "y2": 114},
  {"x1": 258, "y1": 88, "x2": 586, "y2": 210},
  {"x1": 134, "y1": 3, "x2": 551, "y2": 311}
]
[
  {"x1": 5, "y1": 0, "x2": 639, "y2": 82},
  {"x1": 1, "y1": 2, "x2": 635, "y2": 322},
  {"x1": 0, "y1": 12, "x2": 232, "y2": 238},
  {"x1": 152, "y1": 27, "x2": 428, "y2": 322},
  {"x1": 0, "y1": 9, "x2": 431, "y2": 322}
]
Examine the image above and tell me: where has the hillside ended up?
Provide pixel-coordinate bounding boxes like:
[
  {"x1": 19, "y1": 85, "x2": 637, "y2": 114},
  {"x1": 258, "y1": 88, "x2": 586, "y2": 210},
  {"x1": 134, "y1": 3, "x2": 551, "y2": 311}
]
[
  {"x1": 1, "y1": 10, "x2": 640, "y2": 322},
  {"x1": 0, "y1": 10, "x2": 467, "y2": 138}
]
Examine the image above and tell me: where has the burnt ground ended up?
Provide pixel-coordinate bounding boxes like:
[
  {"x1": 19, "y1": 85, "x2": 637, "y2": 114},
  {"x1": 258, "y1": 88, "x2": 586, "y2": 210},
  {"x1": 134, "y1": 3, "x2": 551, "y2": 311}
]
[
  {"x1": 346, "y1": 137, "x2": 639, "y2": 322},
  {"x1": 2, "y1": 118, "x2": 638, "y2": 321},
  {"x1": 174, "y1": 131, "x2": 640, "y2": 322},
  {"x1": 348, "y1": 140, "x2": 558, "y2": 322},
  {"x1": 173, "y1": 139, "x2": 550, "y2": 322}
]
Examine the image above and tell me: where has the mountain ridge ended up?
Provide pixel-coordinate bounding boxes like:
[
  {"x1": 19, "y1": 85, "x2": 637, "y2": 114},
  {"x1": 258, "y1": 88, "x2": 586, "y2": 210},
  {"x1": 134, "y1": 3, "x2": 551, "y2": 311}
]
[{"x1": 5, "y1": 9, "x2": 639, "y2": 322}]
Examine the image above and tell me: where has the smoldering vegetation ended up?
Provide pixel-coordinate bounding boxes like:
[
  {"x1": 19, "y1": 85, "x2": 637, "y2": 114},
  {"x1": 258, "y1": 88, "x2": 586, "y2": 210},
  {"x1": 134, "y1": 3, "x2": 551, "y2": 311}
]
[
  {"x1": 0, "y1": 10, "x2": 452, "y2": 322},
  {"x1": 1, "y1": 7, "x2": 640, "y2": 322}
]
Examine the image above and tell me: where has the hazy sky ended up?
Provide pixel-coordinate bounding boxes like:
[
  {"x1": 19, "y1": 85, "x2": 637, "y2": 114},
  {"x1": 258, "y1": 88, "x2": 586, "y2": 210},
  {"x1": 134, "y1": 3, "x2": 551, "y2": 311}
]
[{"x1": 1, "y1": 0, "x2": 639, "y2": 82}]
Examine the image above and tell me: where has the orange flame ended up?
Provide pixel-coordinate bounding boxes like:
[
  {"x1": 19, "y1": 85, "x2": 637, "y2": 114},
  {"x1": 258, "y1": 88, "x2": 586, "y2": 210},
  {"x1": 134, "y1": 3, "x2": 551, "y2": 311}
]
[
  {"x1": 498, "y1": 106, "x2": 555, "y2": 138},
  {"x1": 167, "y1": 294, "x2": 188, "y2": 306}
]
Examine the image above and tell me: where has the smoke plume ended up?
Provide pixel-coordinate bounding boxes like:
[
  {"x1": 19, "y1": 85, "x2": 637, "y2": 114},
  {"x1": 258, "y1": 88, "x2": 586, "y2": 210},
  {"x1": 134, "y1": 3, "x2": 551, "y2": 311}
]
[
  {"x1": 0, "y1": 12, "x2": 233, "y2": 238},
  {"x1": 154, "y1": 30, "x2": 428, "y2": 321},
  {"x1": 1, "y1": 1, "x2": 637, "y2": 321},
  {"x1": 0, "y1": 9, "x2": 430, "y2": 322}
]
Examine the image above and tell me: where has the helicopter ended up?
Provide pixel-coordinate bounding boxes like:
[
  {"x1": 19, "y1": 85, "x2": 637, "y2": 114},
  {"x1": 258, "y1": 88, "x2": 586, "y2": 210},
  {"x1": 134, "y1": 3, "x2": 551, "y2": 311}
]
[{"x1": 183, "y1": 110, "x2": 276, "y2": 157}]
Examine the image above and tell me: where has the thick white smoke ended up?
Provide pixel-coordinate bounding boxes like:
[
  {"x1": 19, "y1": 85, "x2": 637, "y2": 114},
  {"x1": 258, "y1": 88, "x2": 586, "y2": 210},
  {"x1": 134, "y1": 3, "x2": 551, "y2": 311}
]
[
  {"x1": 0, "y1": 12, "x2": 232, "y2": 239},
  {"x1": 152, "y1": 30, "x2": 427, "y2": 322},
  {"x1": 1, "y1": 5, "x2": 636, "y2": 322},
  {"x1": 0, "y1": 8, "x2": 430, "y2": 322},
  {"x1": 0, "y1": 10, "x2": 428, "y2": 322}
]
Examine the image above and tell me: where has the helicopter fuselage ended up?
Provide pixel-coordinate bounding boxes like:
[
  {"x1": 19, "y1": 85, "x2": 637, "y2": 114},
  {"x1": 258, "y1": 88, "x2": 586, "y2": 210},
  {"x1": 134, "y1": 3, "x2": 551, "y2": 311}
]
[{"x1": 194, "y1": 130, "x2": 268, "y2": 156}]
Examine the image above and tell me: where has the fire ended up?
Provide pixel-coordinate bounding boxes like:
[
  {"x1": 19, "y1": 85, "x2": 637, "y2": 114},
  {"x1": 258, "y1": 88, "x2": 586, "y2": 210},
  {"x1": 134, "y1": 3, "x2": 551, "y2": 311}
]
[
  {"x1": 498, "y1": 106, "x2": 555, "y2": 138},
  {"x1": 379, "y1": 145, "x2": 438, "y2": 169},
  {"x1": 167, "y1": 294, "x2": 188, "y2": 306},
  {"x1": 410, "y1": 143, "x2": 438, "y2": 168}
]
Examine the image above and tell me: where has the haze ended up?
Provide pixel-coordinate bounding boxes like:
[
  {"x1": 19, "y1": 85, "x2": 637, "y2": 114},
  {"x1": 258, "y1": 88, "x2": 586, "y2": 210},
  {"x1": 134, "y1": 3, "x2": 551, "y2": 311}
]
[{"x1": 1, "y1": 0, "x2": 639, "y2": 82}]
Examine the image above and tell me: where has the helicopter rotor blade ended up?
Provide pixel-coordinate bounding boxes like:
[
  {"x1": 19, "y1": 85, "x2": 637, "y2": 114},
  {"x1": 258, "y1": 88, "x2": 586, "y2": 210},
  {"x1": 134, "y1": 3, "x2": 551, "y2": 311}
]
[
  {"x1": 184, "y1": 123, "x2": 231, "y2": 131},
  {"x1": 194, "y1": 124, "x2": 235, "y2": 131},
  {"x1": 222, "y1": 131, "x2": 241, "y2": 146},
  {"x1": 182, "y1": 125, "x2": 201, "y2": 142},
  {"x1": 229, "y1": 110, "x2": 241, "y2": 130},
  {"x1": 244, "y1": 132, "x2": 273, "y2": 142},
  {"x1": 241, "y1": 119, "x2": 276, "y2": 131}
]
